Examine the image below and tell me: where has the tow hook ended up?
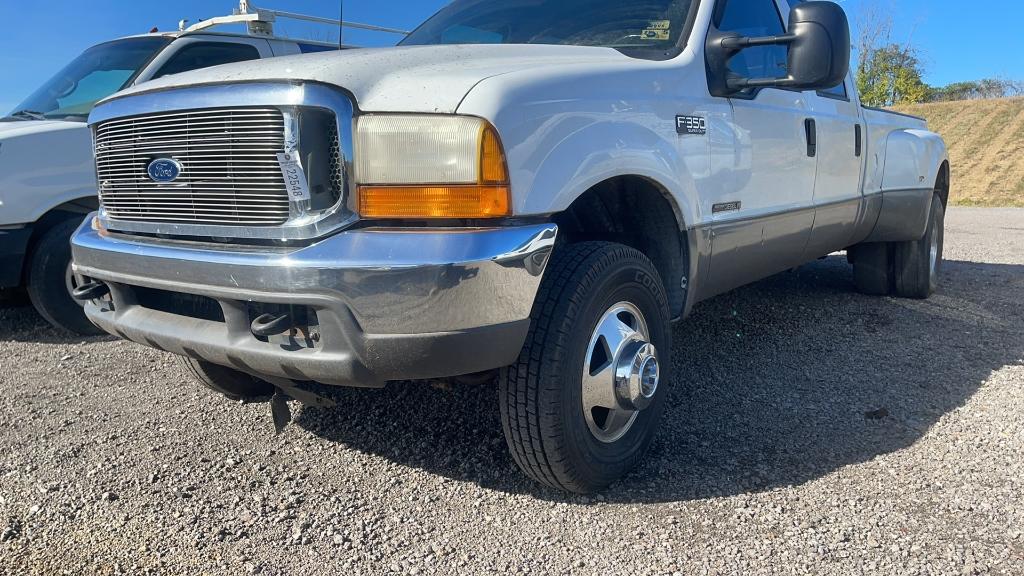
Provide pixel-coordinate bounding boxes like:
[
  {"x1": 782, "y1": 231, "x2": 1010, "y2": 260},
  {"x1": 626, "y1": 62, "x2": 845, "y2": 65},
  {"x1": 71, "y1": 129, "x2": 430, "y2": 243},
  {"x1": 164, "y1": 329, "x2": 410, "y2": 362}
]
[
  {"x1": 250, "y1": 313, "x2": 293, "y2": 337},
  {"x1": 71, "y1": 281, "x2": 110, "y2": 301}
]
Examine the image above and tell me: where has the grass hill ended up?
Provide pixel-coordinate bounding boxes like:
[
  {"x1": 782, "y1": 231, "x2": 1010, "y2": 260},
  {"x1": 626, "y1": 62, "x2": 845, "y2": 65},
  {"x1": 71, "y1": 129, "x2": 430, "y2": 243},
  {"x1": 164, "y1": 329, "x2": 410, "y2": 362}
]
[{"x1": 892, "y1": 97, "x2": 1024, "y2": 207}]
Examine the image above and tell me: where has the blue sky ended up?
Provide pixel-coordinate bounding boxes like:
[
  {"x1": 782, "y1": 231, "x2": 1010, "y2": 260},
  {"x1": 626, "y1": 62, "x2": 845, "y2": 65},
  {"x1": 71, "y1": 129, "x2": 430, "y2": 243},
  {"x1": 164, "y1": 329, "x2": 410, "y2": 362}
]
[{"x1": 1, "y1": 0, "x2": 1021, "y2": 114}]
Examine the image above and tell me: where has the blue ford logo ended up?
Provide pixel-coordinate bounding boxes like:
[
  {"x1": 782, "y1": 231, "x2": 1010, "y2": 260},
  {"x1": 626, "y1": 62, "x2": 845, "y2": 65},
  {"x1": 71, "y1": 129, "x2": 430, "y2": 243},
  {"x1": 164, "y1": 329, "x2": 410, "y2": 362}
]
[{"x1": 147, "y1": 158, "x2": 182, "y2": 183}]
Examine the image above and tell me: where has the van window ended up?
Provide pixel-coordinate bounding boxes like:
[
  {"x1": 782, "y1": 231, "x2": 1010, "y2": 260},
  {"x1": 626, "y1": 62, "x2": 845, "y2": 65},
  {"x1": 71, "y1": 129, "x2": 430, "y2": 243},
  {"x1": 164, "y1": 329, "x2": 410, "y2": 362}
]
[
  {"x1": 299, "y1": 43, "x2": 340, "y2": 54},
  {"x1": 155, "y1": 42, "x2": 261, "y2": 78}
]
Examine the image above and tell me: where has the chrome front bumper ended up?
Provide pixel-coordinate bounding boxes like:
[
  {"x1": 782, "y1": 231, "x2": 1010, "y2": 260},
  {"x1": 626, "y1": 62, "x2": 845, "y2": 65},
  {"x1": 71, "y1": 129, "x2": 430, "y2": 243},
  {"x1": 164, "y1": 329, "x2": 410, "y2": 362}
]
[{"x1": 71, "y1": 218, "x2": 557, "y2": 386}]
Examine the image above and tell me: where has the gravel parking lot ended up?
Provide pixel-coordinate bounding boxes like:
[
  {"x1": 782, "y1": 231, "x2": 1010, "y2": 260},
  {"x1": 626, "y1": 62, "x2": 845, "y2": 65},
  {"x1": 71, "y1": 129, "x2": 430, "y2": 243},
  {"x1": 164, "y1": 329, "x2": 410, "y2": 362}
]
[{"x1": 1, "y1": 207, "x2": 1022, "y2": 575}]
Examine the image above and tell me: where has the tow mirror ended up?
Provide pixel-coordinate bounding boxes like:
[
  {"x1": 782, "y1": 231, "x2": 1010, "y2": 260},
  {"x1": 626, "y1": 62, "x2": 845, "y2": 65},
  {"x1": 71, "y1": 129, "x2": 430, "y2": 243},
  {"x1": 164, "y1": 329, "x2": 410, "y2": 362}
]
[{"x1": 706, "y1": 1, "x2": 851, "y2": 97}]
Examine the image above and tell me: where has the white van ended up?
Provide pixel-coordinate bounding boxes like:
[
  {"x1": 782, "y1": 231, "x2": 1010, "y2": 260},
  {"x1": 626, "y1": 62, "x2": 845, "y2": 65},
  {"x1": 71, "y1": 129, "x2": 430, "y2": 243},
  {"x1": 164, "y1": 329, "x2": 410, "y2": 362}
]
[{"x1": 0, "y1": 2, "x2": 404, "y2": 333}]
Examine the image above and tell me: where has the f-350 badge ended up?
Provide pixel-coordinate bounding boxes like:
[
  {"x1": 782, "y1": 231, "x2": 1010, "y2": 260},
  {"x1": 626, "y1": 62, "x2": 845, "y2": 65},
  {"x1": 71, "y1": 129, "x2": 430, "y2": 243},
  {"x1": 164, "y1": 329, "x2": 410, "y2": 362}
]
[{"x1": 676, "y1": 115, "x2": 707, "y2": 135}]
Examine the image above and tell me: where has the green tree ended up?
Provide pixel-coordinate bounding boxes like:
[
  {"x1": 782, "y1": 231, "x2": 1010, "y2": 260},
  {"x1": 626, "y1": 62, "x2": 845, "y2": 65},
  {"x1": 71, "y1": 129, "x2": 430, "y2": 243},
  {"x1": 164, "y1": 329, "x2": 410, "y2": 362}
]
[{"x1": 856, "y1": 44, "x2": 931, "y2": 106}]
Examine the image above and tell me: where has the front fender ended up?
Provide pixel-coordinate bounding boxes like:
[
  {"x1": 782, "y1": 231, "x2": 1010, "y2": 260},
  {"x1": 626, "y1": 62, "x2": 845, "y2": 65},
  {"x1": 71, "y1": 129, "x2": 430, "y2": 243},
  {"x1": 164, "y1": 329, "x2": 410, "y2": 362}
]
[
  {"x1": 456, "y1": 55, "x2": 707, "y2": 229},
  {"x1": 515, "y1": 118, "x2": 697, "y2": 225}
]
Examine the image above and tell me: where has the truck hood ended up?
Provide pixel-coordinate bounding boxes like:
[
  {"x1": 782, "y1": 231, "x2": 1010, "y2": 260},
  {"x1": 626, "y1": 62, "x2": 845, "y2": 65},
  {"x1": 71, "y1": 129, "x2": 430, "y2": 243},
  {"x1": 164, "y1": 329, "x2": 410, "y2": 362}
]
[{"x1": 103, "y1": 44, "x2": 633, "y2": 114}]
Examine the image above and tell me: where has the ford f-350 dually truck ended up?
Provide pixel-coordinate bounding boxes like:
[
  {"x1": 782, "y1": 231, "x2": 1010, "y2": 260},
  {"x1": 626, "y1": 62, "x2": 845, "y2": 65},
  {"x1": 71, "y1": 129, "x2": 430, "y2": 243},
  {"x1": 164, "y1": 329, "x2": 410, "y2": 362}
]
[{"x1": 70, "y1": 0, "x2": 949, "y2": 493}]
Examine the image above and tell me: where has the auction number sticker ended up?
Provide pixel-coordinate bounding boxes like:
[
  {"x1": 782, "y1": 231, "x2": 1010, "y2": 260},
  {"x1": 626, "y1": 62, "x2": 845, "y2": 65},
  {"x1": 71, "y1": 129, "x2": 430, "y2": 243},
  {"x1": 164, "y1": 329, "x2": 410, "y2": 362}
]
[{"x1": 277, "y1": 152, "x2": 311, "y2": 202}]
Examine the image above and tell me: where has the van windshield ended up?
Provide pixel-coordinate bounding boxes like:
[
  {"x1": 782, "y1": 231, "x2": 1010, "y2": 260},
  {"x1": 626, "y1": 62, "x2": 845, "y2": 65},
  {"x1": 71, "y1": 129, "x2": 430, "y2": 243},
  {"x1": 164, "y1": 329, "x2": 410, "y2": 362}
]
[
  {"x1": 6, "y1": 36, "x2": 170, "y2": 121},
  {"x1": 401, "y1": 0, "x2": 696, "y2": 54}
]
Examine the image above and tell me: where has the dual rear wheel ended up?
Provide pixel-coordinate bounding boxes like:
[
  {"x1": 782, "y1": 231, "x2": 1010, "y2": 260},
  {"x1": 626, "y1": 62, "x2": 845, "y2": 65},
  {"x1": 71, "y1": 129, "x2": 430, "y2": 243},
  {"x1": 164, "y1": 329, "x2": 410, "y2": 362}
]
[{"x1": 851, "y1": 193, "x2": 945, "y2": 299}]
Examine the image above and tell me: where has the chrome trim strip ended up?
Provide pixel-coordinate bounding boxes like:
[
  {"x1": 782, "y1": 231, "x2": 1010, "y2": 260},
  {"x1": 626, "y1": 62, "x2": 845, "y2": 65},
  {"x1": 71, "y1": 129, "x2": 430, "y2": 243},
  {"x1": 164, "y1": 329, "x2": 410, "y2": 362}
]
[{"x1": 89, "y1": 82, "x2": 357, "y2": 241}]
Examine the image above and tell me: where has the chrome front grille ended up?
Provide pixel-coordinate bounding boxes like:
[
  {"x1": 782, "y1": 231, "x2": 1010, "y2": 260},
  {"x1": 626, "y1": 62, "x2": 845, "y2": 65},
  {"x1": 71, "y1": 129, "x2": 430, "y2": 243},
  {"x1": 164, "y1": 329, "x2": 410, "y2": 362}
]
[{"x1": 94, "y1": 108, "x2": 290, "y2": 226}]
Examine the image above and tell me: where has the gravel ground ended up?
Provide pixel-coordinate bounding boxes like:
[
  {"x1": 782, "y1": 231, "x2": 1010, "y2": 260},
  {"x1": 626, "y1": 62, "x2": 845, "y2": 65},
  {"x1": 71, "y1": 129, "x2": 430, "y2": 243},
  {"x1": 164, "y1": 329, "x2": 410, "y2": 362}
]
[{"x1": 1, "y1": 207, "x2": 1022, "y2": 576}]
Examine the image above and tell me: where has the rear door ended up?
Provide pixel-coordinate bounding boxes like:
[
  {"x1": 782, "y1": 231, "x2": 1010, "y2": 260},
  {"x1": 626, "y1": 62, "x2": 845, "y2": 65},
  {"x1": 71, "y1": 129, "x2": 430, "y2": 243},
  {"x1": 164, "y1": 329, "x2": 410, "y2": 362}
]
[
  {"x1": 700, "y1": 0, "x2": 818, "y2": 299},
  {"x1": 803, "y1": 73, "x2": 867, "y2": 258}
]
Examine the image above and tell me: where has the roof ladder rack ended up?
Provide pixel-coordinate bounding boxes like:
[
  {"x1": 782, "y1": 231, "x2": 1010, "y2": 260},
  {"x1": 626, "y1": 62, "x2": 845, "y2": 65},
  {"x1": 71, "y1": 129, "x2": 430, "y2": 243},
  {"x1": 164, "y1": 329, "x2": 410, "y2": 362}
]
[{"x1": 180, "y1": 0, "x2": 409, "y2": 39}]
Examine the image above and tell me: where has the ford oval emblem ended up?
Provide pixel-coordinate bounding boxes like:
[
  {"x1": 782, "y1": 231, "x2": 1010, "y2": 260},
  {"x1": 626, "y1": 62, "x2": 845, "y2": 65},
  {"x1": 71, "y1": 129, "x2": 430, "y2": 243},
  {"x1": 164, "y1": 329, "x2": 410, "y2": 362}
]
[{"x1": 147, "y1": 158, "x2": 183, "y2": 183}]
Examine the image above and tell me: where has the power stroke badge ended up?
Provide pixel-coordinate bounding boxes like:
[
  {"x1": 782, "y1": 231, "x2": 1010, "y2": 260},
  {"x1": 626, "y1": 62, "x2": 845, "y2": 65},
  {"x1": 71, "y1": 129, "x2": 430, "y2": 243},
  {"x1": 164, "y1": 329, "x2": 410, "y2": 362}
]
[{"x1": 676, "y1": 115, "x2": 707, "y2": 135}]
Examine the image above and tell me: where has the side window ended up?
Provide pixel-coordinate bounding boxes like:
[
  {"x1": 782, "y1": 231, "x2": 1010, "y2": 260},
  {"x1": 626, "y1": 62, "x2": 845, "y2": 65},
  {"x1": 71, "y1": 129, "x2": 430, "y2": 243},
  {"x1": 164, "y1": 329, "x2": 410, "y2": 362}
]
[
  {"x1": 714, "y1": 0, "x2": 788, "y2": 80},
  {"x1": 155, "y1": 42, "x2": 261, "y2": 78},
  {"x1": 818, "y1": 81, "x2": 849, "y2": 100}
]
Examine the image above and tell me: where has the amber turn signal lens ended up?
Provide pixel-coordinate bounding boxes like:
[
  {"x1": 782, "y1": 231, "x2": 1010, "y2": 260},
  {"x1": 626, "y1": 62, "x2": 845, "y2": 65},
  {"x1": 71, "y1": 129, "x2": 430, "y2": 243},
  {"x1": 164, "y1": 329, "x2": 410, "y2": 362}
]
[
  {"x1": 359, "y1": 185, "x2": 511, "y2": 219},
  {"x1": 480, "y1": 125, "x2": 508, "y2": 184}
]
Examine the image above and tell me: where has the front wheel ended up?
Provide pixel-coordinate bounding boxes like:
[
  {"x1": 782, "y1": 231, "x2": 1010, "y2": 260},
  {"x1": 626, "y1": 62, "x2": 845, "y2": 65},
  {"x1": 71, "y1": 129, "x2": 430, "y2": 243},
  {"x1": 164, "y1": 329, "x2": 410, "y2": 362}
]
[
  {"x1": 26, "y1": 218, "x2": 104, "y2": 336},
  {"x1": 499, "y1": 242, "x2": 671, "y2": 493}
]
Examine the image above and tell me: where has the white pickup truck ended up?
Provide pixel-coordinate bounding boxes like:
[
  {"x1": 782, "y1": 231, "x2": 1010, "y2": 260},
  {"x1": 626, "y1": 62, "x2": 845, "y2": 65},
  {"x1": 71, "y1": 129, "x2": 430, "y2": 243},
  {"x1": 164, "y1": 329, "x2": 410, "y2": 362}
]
[
  {"x1": 0, "y1": 4, "x2": 401, "y2": 334},
  {"x1": 71, "y1": 0, "x2": 949, "y2": 493}
]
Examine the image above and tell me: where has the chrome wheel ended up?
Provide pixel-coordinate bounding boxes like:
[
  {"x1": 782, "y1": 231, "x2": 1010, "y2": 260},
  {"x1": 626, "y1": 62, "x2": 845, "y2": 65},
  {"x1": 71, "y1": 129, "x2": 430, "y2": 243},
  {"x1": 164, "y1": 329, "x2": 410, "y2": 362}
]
[
  {"x1": 581, "y1": 302, "x2": 660, "y2": 443},
  {"x1": 928, "y1": 195, "x2": 944, "y2": 292}
]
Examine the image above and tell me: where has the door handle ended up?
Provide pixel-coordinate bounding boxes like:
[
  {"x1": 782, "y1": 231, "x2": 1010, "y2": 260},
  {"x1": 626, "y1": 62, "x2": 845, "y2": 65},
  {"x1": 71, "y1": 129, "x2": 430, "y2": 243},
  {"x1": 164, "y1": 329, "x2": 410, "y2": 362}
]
[
  {"x1": 804, "y1": 118, "x2": 817, "y2": 158},
  {"x1": 855, "y1": 124, "x2": 863, "y2": 157}
]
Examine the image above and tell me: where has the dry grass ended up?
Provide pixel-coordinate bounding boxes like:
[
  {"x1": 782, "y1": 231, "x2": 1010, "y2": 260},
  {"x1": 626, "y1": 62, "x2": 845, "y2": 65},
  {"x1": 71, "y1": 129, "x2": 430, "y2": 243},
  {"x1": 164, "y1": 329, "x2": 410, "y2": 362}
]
[{"x1": 892, "y1": 97, "x2": 1024, "y2": 207}]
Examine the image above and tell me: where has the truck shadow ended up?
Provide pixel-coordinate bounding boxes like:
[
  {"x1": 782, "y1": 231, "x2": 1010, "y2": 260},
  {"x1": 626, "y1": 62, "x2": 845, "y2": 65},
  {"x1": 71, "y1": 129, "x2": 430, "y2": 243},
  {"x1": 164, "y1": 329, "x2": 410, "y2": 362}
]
[{"x1": 296, "y1": 255, "x2": 1023, "y2": 502}]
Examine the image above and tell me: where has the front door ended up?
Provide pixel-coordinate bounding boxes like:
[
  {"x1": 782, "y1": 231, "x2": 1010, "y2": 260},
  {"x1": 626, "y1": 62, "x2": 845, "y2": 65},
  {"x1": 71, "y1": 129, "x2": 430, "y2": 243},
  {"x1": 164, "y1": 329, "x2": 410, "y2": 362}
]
[{"x1": 700, "y1": 0, "x2": 818, "y2": 299}]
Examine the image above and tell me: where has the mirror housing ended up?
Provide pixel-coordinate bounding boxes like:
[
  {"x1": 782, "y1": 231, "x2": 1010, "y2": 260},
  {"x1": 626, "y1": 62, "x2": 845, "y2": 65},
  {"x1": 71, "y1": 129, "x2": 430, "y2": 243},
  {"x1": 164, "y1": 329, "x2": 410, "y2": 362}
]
[{"x1": 706, "y1": 1, "x2": 851, "y2": 97}]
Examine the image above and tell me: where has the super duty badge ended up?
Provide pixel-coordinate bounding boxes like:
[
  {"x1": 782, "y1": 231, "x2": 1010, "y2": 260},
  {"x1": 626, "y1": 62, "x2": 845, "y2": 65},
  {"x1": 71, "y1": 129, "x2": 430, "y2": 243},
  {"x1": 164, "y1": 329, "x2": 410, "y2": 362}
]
[{"x1": 676, "y1": 115, "x2": 707, "y2": 135}]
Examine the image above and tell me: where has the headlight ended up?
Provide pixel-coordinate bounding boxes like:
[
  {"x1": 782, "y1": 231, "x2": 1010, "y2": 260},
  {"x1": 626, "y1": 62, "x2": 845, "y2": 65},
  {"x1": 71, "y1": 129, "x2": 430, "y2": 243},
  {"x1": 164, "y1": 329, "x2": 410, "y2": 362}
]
[{"x1": 355, "y1": 115, "x2": 511, "y2": 219}]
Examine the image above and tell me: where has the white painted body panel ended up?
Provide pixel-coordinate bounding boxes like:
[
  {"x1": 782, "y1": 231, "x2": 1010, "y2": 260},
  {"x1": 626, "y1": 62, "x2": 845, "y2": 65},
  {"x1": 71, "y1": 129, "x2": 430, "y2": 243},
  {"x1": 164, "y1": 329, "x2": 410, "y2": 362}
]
[
  {"x1": 807, "y1": 87, "x2": 864, "y2": 206},
  {"x1": 0, "y1": 120, "x2": 94, "y2": 226},
  {"x1": 861, "y1": 108, "x2": 943, "y2": 193}
]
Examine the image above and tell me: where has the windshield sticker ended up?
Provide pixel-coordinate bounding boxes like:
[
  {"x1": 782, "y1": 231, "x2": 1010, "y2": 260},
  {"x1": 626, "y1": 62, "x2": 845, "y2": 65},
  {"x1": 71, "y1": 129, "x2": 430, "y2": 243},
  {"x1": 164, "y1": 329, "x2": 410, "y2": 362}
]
[{"x1": 641, "y1": 20, "x2": 671, "y2": 41}]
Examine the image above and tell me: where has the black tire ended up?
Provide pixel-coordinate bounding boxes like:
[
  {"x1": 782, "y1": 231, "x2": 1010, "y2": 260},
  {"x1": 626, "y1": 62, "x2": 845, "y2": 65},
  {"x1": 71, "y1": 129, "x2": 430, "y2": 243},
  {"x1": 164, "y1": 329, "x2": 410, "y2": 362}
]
[
  {"x1": 850, "y1": 242, "x2": 891, "y2": 296},
  {"x1": 26, "y1": 218, "x2": 103, "y2": 336},
  {"x1": 499, "y1": 242, "x2": 672, "y2": 493},
  {"x1": 893, "y1": 194, "x2": 944, "y2": 299},
  {"x1": 177, "y1": 356, "x2": 275, "y2": 402}
]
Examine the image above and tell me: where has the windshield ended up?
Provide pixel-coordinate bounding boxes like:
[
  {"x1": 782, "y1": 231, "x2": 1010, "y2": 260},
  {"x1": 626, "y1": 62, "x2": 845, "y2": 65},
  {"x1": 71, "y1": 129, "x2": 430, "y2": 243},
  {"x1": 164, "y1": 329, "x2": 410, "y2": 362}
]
[
  {"x1": 401, "y1": 0, "x2": 696, "y2": 54},
  {"x1": 7, "y1": 36, "x2": 170, "y2": 121}
]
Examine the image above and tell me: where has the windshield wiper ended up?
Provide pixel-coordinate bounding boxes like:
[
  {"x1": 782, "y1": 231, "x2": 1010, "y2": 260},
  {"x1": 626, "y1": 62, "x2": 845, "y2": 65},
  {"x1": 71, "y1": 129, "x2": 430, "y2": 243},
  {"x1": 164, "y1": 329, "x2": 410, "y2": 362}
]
[{"x1": 6, "y1": 109, "x2": 47, "y2": 121}]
